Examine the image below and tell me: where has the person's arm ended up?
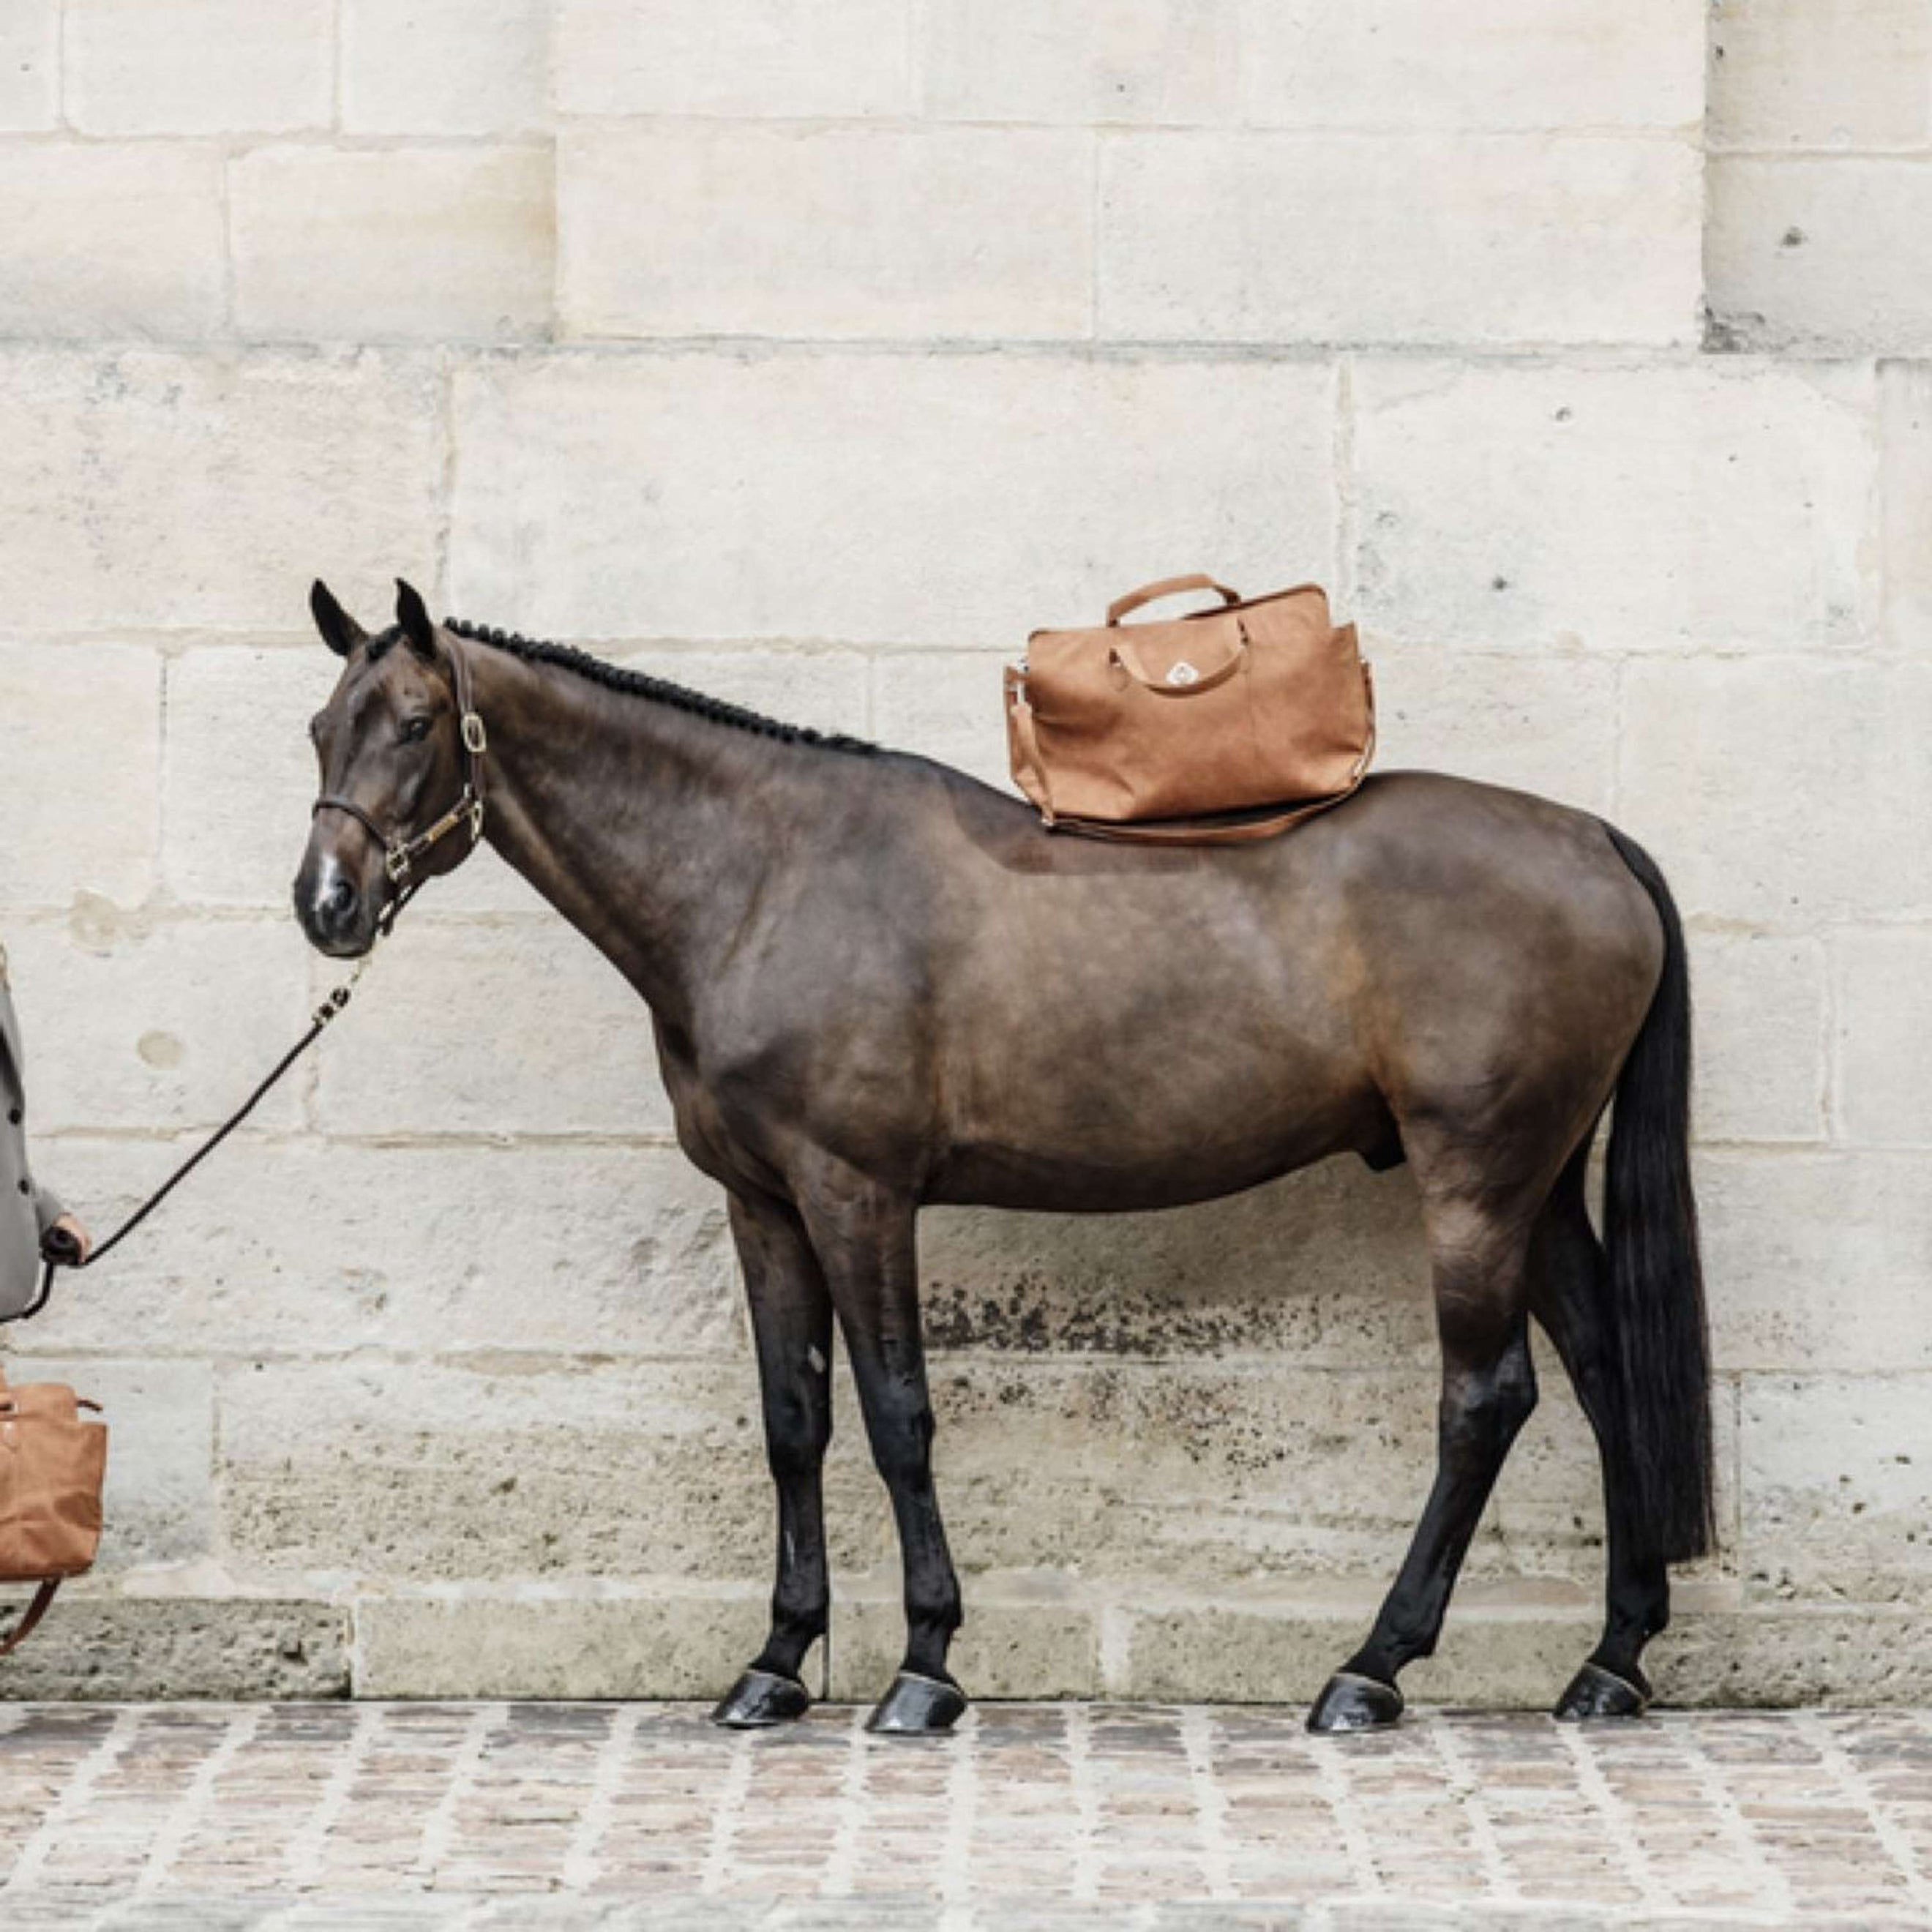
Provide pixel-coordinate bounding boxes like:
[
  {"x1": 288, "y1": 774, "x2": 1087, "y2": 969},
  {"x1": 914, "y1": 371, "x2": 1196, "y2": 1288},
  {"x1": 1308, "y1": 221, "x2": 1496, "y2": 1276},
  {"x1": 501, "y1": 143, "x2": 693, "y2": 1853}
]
[{"x1": 32, "y1": 1179, "x2": 66, "y2": 1239}]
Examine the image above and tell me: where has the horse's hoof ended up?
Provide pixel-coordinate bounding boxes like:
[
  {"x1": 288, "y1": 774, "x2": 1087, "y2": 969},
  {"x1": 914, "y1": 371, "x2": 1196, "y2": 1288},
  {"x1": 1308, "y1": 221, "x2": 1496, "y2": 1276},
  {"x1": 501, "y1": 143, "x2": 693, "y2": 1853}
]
[
  {"x1": 711, "y1": 1667, "x2": 812, "y2": 1729},
  {"x1": 864, "y1": 1671, "x2": 967, "y2": 1737},
  {"x1": 1554, "y1": 1660, "x2": 1650, "y2": 1721},
  {"x1": 1306, "y1": 1671, "x2": 1405, "y2": 1734}
]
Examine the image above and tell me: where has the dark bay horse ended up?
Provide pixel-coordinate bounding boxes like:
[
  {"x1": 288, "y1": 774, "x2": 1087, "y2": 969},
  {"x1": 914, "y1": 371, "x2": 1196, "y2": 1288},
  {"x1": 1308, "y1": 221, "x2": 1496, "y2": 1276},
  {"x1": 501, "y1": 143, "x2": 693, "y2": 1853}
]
[{"x1": 293, "y1": 580, "x2": 1714, "y2": 1736}]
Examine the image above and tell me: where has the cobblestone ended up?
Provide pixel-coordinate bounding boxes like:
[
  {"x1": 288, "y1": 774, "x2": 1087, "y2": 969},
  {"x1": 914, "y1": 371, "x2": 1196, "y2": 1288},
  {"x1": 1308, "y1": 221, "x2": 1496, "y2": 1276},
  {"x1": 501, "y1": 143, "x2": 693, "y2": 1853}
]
[{"x1": 1, "y1": 1704, "x2": 1929, "y2": 1928}]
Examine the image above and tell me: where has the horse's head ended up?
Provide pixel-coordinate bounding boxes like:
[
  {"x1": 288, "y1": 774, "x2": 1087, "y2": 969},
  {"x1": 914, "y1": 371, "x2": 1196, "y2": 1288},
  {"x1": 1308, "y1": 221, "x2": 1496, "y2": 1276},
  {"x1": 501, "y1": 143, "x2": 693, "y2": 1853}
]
[{"x1": 293, "y1": 577, "x2": 484, "y2": 957}]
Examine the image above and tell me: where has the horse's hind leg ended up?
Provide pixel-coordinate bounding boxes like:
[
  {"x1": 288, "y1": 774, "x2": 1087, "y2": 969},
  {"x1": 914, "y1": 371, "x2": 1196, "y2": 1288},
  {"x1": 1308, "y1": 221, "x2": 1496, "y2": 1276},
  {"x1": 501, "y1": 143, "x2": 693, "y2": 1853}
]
[
  {"x1": 713, "y1": 1191, "x2": 834, "y2": 1729},
  {"x1": 798, "y1": 1175, "x2": 966, "y2": 1737},
  {"x1": 1308, "y1": 1187, "x2": 1540, "y2": 1734},
  {"x1": 1528, "y1": 1150, "x2": 1670, "y2": 1720}
]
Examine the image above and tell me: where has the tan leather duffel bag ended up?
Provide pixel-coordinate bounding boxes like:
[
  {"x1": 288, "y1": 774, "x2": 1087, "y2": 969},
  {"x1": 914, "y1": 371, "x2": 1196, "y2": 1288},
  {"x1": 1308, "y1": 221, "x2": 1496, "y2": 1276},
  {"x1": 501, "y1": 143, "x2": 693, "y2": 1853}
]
[
  {"x1": 1006, "y1": 575, "x2": 1375, "y2": 843},
  {"x1": 0, "y1": 1364, "x2": 107, "y2": 1658}
]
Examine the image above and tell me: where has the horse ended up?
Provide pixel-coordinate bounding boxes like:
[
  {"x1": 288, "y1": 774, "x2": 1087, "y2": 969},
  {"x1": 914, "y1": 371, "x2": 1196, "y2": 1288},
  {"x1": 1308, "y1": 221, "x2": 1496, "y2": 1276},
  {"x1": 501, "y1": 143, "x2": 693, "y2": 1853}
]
[{"x1": 293, "y1": 578, "x2": 1713, "y2": 1737}]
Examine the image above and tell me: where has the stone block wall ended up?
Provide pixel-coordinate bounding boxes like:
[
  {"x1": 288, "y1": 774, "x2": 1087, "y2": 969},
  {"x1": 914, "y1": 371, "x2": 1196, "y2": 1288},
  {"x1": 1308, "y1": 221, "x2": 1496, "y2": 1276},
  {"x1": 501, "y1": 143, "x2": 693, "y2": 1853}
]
[{"x1": 1, "y1": 0, "x2": 1928, "y2": 1704}]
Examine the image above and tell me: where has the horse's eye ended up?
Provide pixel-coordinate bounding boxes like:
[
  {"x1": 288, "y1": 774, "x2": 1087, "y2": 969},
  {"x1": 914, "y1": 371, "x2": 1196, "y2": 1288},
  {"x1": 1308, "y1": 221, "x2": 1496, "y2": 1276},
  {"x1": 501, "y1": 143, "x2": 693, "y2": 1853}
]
[{"x1": 400, "y1": 716, "x2": 432, "y2": 745}]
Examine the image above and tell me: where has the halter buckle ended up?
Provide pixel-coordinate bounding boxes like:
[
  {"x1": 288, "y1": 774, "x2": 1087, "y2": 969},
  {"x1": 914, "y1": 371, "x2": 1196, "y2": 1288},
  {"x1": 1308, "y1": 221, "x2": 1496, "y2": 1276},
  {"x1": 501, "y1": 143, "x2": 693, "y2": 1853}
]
[
  {"x1": 468, "y1": 797, "x2": 485, "y2": 845},
  {"x1": 462, "y1": 712, "x2": 488, "y2": 756},
  {"x1": 383, "y1": 843, "x2": 412, "y2": 886}
]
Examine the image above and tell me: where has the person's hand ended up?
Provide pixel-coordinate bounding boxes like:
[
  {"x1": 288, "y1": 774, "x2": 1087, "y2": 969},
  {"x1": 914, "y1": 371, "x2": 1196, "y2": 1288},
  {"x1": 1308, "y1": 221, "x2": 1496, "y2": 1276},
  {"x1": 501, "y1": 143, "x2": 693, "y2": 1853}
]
[{"x1": 41, "y1": 1216, "x2": 90, "y2": 1266}]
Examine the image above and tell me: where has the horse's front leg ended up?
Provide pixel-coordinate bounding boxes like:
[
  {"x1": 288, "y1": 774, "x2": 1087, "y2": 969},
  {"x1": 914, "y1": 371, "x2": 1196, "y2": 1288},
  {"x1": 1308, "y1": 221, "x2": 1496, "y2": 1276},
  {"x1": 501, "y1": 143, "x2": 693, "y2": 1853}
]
[
  {"x1": 798, "y1": 1174, "x2": 966, "y2": 1736},
  {"x1": 712, "y1": 1191, "x2": 834, "y2": 1729}
]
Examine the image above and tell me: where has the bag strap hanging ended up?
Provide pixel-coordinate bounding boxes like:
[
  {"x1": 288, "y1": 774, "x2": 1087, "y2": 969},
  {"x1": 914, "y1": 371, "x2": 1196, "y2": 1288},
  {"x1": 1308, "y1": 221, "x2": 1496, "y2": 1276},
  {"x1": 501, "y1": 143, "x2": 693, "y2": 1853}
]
[{"x1": 0, "y1": 1580, "x2": 61, "y2": 1659}]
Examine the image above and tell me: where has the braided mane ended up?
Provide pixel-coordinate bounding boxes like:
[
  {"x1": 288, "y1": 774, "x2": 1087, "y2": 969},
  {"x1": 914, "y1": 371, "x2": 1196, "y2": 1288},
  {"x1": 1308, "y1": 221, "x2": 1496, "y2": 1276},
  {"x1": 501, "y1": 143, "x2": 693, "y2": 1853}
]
[{"x1": 379, "y1": 615, "x2": 877, "y2": 757}]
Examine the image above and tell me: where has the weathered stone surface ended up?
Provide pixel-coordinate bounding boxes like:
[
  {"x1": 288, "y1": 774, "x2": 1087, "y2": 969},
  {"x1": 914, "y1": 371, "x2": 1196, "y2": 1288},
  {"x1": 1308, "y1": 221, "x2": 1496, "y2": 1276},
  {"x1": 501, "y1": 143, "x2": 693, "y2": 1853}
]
[
  {"x1": 1740, "y1": 1374, "x2": 1932, "y2": 1604},
  {"x1": 1366, "y1": 647, "x2": 1617, "y2": 815},
  {"x1": 1883, "y1": 361, "x2": 1932, "y2": 654},
  {"x1": 0, "y1": 1600, "x2": 348, "y2": 1699},
  {"x1": 1708, "y1": 0, "x2": 1932, "y2": 150},
  {"x1": 2, "y1": 911, "x2": 313, "y2": 1133},
  {"x1": 1699, "y1": 1153, "x2": 1932, "y2": 1371},
  {"x1": 1707, "y1": 158, "x2": 1932, "y2": 353},
  {"x1": 921, "y1": 1162, "x2": 1433, "y2": 1368},
  {"x1": 0, "y1": 643, "x2": 160, "y2": 913},
  {"x1": 923, "y1": 0, "x2": 1238, "y2": 124},
  {"x1": 1832, "y1": 928, "x2": 1932, "y2": 1147},
  {"x1": 0, "y1": 146, "x2": 225, "y2": 340},
  {"x1": 872, "y1": 651, "x2": 1015, "y2": 790},
  {"x1": 1689, "y1": 932, "x2": 1828, "y2": 1145},
  {"x1": 615, "y1": 647, "x2": 872, "y2": 742},
  {"x1": 312, "y1": 920, "x2": 672, "y2": 1137},
  {"x1": 341, "y1": 0, "x2": 551, "y2": 135},
  {"x1": 555, "y1": 0, "x2": 911, "y2": 117},
  {"x1": 450, "y1": 353, "x2": 1336, "y2": 646},
  {"x1": 561, "y1": 127, "x2": 1091, "y2": 342},
  {"x1": 1352, "y1": 360, "x2": 1878, "y2": 654},
  {"x1": 1620, "y1": 661, "x2": 1932, "y2": 926},
  {"x1": 0, "y1": 1358, "x2": 216, "y2": 1571},
  {"x1": 0, "y1": 351, "x2": 443, "y2": 634},
  {"x1": 1100, "y1": 137, "x2": 1701, "y2": 346},
  {"x1": 1241, "y1": 0, "x2": 1703, "y2": 131},
  {"x1": 0, "y1": 0, "x2": 56, "y2": 130},
  {"x1": 9, "y1": 1139, "x2": 741, "y2": 1360},
  {"x1": 64, "y1": 0, "x2": 334, "y2": 134},
  {"x1": 233, "y1": 148, "x2": 555, "y2": 344}
]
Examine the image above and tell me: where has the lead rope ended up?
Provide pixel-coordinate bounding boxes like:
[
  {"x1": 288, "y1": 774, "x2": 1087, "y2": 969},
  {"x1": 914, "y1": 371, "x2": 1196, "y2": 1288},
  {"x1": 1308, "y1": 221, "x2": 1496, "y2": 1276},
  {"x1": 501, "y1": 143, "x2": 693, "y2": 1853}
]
[{"x1": 8, "y1": 881, "x2": 418, "y2": 1325}]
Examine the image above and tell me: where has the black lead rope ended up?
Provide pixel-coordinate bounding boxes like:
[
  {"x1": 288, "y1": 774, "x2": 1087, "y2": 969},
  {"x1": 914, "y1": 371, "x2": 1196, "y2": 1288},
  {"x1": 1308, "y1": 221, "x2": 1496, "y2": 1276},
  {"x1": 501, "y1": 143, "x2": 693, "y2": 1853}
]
[{"x1": 11, "y1": 883, "x2": 417, "y2": 1325}]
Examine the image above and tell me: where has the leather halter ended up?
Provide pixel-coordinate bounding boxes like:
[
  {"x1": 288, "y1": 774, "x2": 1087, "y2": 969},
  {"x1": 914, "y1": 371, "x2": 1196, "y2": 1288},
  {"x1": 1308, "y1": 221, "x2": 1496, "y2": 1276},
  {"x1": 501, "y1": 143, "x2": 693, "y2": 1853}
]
[{"x1": 312, "y1": 634, "x2": 490, "y2": 892}]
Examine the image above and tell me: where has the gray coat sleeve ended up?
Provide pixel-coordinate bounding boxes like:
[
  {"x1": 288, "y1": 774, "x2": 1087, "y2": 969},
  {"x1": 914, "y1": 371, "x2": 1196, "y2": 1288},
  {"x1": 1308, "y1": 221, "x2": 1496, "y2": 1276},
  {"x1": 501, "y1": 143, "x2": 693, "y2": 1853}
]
[{"x1": 34, "y1": 1179, "x2": 66, "y2": 1238}]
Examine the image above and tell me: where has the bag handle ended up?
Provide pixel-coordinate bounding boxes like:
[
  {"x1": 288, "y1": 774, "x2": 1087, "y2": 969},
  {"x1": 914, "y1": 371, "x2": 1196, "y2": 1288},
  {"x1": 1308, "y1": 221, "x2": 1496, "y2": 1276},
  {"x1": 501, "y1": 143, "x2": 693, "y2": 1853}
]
[
  {"x1": 0, "y1": 1579, "x2": 60, "y2": 1659},
  {"x1": 1109, "y1": 626, "x2": 1247, "y2": 696},
  {"x1": 1106, "y1": 574, "x2": 1241, "y2": 626}
]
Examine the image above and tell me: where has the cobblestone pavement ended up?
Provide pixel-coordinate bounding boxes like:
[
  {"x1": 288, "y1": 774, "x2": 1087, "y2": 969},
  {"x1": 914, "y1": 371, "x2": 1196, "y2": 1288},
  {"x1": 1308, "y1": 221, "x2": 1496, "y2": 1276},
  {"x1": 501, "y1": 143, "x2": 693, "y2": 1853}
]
[{"x1": 1, "y1": 1704, "x2": 1931, "y2": 1930}]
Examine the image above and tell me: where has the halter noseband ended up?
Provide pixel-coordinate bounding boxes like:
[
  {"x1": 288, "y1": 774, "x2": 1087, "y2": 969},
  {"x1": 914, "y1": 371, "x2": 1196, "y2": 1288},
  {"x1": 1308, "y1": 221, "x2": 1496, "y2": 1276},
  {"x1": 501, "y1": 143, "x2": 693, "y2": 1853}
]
[{"x1": 312, "y1": 634, "x2": 490, "y2": 896}]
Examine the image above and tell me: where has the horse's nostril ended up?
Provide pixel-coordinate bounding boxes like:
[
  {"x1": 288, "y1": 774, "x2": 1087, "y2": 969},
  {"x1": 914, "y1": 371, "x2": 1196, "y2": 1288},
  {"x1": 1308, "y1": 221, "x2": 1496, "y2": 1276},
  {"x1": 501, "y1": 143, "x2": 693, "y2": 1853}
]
[{"x1": 323, "y1": 876, "x2": 356, "y2": 921}]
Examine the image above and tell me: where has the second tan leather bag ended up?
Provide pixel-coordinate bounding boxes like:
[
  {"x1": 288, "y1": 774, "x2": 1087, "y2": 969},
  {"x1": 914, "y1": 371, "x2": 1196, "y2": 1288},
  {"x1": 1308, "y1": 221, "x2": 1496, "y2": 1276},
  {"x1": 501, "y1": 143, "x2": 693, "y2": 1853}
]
[
  {"x1": 1006, "y1": 575, "x2": 1375, "y2": 843},
  {"x1": 0, "y1": 1364, "x2": 107, "y2": 1658}
]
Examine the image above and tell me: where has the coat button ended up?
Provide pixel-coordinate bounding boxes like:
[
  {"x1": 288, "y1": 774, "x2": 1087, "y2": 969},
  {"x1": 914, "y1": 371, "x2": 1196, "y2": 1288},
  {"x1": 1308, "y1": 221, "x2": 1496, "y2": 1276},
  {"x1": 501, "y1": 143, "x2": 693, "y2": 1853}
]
[
  {"x1": 6, "y1": 1108, "x2": 18, "y2": 1125},
  {"x1": 15, "y1": 1178, "x2": 26, "y2": 1194}
]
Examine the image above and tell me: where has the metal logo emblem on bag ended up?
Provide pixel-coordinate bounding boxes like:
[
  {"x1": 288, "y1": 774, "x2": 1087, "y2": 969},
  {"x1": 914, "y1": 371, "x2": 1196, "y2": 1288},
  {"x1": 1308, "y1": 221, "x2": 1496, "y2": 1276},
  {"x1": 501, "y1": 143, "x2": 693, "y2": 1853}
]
[{"x1": 1166, "y1": 661, "x2": 1199, "y2": 687}]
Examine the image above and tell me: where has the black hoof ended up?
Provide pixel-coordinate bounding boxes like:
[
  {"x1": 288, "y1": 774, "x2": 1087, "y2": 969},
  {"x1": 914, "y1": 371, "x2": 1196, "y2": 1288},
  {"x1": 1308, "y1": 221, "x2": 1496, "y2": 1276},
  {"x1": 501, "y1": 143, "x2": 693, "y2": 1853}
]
[
  {"x1": 1554, "y1": 1660, "x2": 1651, "y2": 1721},
  {"x1": 711, "y1": 1667, "x2": 812, "y2": 1729},
  {"x1": 864, "y1": 1670, "x2": 967, "y2": 1737},
  {"x1": 1306, "y1": 1670, "x2": 1405, "y2": 1734}
]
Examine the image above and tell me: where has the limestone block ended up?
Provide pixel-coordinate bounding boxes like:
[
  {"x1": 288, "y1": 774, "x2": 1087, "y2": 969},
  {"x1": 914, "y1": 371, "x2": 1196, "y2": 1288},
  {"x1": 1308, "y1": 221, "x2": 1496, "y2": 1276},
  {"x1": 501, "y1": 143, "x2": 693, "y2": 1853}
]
[
  {"x1": 1883, "y1": 362, "x2": 1932, "y2": 653},
  {"x1": 1366, "y1": 648, "x2": 1617, "y2": 815},
  {"x1": 342, "y1": 0, "x2": 552, "y2": 135},
  {"x1": 1741, "y1": 1374, "x2": 1932, "y2": 1603},
  {"x1": 1833, "y1": 928, "x2": 1932, "y2": 1147},
  {"x1": 0, "y1": 351, "x2": 443, "y2": 634},
  {"x1": 922, "y1": 0, "x2": 1238, "y2": 124},
  {"x1": 312, "y1": 919, "x2": 673, "y2": 1137},
  {"x1": 1100, "y1": 135, "x2": 1701, "y2": 346},
  {"x1": 0, "y1": 1358, "x2": 213, "y2": 1570},
  {"x1": 1352, "y1": 359, "x2": 1877, "y2": 654},
  {"x1": 0, "y1": 643, "x2": 159, "y2": 913},
  {"x1": 13, "y1": 1138, "x2": 741, "y2": 1360},
  {"x1": 561, "y1": 126, "x2": 1090, "y2": 342},
  {"x1": 1699, "y1": 1153, "x2": 1932, "y2": 1372},
  {"x1": 555, "y1": 0, "x2": 911, "y2": 118},
  {"x1": 1689, "y1": 932, "x2": 1827, "y2": 1145},
  {"x1": 233, "y1": 146, "x2": 555, "y2": 344},
  {"x1": 615, "y1": 647, "x2": 872, "y2": 741},
  {"x1": 1708, "y1": 0, "x2": 1932, "y2": 151},
  {"x1": 450, "y1": 352, "x2": 1336, "y2": 646},
  {"x1": 1707, "y1": 159, "x2": 1932, "y2": 353},
  {"x1": 65, "y1": 0, "x2": 333, "y2": 134},
  {"x1": 0, "y1": 1, "x2": 59, "y2": 131},
  {"x1": 0, "y1": 1599, "x2": 348, "y2": 1700},
  {"x1": 1240, "y1": 0, "x2": 1704, "y2": 131},
  {"x1": 920, "y1": 1161, "x2": 1434, "y2": 1369},
  {"x1": 871, "y1": 651, "x2": 1016, "y2": 790},
  {"x1": 1620, "y1": 661, "x2": 1932, "y2": 925},
  {"x1": 0, "y1": 146, "x2": 224, "y2": 340},
  {"x1": 2, "y1": 912, "x2": 313, "y2": 1134}
]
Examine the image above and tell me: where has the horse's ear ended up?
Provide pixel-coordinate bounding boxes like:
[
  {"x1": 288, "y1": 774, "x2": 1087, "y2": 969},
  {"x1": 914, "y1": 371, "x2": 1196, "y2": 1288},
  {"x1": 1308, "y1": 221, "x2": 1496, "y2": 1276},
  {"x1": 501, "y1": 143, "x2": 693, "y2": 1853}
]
[
  {"x1": 310, "y1": 580, "x2": 366, "y2": 659},
  {"x1": 394, "y1": 578, "x2": 437, "y2": 661}
]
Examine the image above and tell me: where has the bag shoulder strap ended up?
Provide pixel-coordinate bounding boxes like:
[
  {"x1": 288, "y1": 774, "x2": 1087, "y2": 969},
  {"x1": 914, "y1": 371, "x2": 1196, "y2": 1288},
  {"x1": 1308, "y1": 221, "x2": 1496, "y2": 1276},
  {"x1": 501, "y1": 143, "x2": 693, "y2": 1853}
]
[{"x1": 0, "y1": 1579, "x2": 60, "y2": 1659}]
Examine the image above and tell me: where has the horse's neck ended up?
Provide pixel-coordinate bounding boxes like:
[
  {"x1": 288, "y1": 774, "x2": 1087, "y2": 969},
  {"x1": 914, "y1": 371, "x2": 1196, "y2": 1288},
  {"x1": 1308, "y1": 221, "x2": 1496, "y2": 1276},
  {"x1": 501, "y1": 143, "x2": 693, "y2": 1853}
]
[{"x1": 465, "y1": 648, "x2": 790, "y2": 1025}]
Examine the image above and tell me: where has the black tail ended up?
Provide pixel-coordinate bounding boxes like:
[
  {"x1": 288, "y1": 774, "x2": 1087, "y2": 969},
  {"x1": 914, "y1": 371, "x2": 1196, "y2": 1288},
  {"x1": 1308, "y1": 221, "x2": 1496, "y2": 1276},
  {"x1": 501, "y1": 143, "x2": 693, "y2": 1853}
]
[{"x1": 1601, "y1": 824, "x2": 1715, "y2": 1565}]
